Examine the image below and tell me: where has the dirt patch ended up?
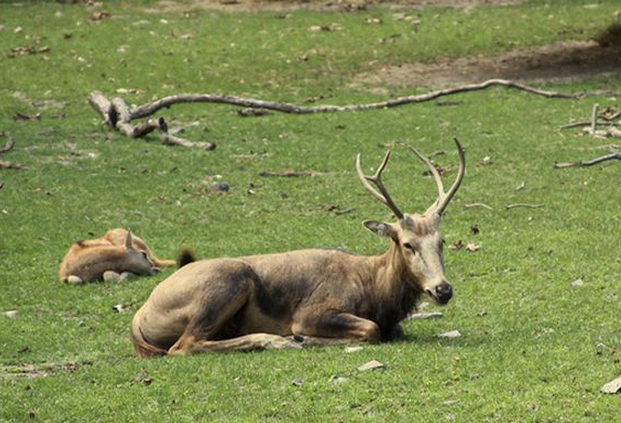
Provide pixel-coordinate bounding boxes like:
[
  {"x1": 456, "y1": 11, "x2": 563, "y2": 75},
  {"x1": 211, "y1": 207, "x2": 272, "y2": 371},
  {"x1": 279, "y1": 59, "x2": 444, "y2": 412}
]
[
  {"x1": 149, "y1": 0, "x2": 520, "y2": 14},
  {"x1": 1, "y1": 361, "x2": 93, "y2": 379},
  {"x1": 353, "y1": 41, "x2": 621, "y2": 89}
]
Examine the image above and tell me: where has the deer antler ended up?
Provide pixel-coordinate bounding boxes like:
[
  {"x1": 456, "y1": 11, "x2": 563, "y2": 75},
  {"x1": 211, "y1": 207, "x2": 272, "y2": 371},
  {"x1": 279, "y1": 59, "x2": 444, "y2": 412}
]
[
  {"x1": 356, "y1": 150, "x2": 404, "y2": 220},
  {"x1": 410, "y1": 138, "x2": 465, "y2": 215}
]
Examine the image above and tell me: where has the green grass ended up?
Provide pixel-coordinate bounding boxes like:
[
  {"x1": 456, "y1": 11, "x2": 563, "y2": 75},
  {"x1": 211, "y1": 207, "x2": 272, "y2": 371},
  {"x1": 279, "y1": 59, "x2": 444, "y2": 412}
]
[{"x1": 1, "y1": 0, "x2": 621, "y2": 421}]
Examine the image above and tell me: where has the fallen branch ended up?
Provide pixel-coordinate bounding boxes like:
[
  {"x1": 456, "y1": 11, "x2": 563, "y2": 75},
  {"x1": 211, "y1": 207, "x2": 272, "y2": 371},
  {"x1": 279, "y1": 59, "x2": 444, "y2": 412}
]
[
  {"x1": 464, "y1": 203, "x2": 493, "y2": 210},
  {"x1": 559, "y1": 121, "x2": 621, "y2": 129},
  {"x1": 582, "y1": 126, "x2": 621, "y2": 139},
  {"x1": 0, "y1": 138, "x2": 26, "y2": 170},
  {"x1": 89, "y1": 79, "x2": 576, "y2": 149},
  {"x1": 259, "y1": 170, "x2": 321, "y2": 177},
  {"x1": 505, "y1": 203, "x2": 544, "y2": 210},
  {"x1": 88, "y1": 93, "x2": 215, "y2": 150},
  {"x1": 554, "y1": 152, "x2": 621, "y2": 168},
  {"x1": 129, "y1": 79, "x2": 575, "y2": 119}
]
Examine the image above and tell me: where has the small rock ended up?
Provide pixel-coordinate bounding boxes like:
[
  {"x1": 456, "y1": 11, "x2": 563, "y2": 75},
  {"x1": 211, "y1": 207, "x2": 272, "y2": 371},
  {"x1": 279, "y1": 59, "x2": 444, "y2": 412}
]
[
  {"x1": 3, "y1": 310, "x2": 18, "y2": 319},
  {"x1": 112, "y1": 304, "x2": 127, "y2": 313},
  {"x1": 601, "y1": 375, "x2": 621, "y2": 394},
  {"x1": 357, "y1": 360, "x2": 385, "y2": 372},
  {"x1": 330, "y1": 375, "x2": 349, "y2": 384},
  {"x1": 571, "y1": 278, "x2": 584, "y2": 287},
  {"x1": 211, "y1": 182, "x2": 230, "y2": 192},
  {"x1": 291, "y1": 377, "x2": 303, "y2": 387},
  {"x1": 437, "y1": 330, "x2": 461, "y2": 339},
  {"x1": 344, "y1": 346, "x2": 363, "y2": 353},
  {"x1": 408, "y1": 312, "x2": 443, "y2": 320}
]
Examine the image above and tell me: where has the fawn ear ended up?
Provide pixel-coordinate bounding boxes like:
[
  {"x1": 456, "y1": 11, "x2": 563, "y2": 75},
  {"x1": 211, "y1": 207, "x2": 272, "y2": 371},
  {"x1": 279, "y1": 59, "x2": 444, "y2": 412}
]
[
  {"x1": 363, "y1": 220, "x2": 399, "y2": 242},
  {"x1": 125, "y1": 229, "x2": 135, "y2": 250}
]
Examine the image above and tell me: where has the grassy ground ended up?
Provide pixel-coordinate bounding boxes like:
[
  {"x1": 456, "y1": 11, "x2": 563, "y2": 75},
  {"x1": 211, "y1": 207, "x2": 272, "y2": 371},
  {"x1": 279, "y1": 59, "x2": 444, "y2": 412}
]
[{"x1": 1, "y1": 0, "x2": 620, "y2": 421}]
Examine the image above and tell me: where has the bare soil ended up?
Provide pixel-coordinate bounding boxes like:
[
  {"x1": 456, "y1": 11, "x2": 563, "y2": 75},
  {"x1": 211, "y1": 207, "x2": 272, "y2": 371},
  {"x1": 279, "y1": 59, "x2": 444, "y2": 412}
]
[
  {"x1": 354, "y1": 41, "x2": 621, "y2": 89},
  {"x1": 146, "y1": 1, "x2": 619, "y2": 89}
]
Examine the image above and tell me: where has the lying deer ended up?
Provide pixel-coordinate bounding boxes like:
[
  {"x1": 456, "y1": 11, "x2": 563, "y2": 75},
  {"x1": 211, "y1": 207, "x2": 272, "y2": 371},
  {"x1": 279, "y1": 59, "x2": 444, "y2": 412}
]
[
  {"x1": 60, "y1": 229, "x2": 170, "y2": 284},
  {"x1": 76, "y1": 228, "x2": 176, "y2": 269},
  {"x1": 131, "y1": 139, "x2": 465, "y2": 356}
]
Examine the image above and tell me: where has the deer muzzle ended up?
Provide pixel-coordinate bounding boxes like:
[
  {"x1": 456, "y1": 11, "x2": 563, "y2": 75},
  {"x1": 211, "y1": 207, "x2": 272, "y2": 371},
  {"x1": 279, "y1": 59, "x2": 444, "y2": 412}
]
[{"x1": 425, "y1": 281, "x2": 453, "y2": 305}]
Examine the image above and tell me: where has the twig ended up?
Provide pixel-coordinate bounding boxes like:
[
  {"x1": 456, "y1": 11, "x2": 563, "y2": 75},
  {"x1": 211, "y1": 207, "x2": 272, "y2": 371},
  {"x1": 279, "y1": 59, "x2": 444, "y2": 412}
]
[
  {"x1": 0, "y1": 137, "x2": 26, "y2": 170},
  {"x1": 560, "y1": 121, "x2": 621, "y2": 129},
  {"x1": 591, "y1": 104, "x2": 599, "y2": 133},
  {"x1": 333, "y1": 207, "x2": 356, "y2": 216},
  {"x1": 464, "y1": 203, "x2": 493, "y2": 210},
  {"x1": 505, "y1": 203, "x2": 544, "y2": 210},
  {"x1": 259, "y1": 170, "x2": 320, "y2": 177},
  {"x1": 553, "y1": 153, "x2": 621, "y2": 168},
  {"x1": 0, "y1": 139, "x2": 14, "y2": 154}
]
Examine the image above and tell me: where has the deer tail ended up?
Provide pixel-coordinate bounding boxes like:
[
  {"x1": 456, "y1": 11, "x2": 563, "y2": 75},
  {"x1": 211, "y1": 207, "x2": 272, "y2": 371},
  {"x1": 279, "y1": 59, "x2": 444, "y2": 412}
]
[{"x1": 177, "y1": 248, "x2": 196, "y2": 268}]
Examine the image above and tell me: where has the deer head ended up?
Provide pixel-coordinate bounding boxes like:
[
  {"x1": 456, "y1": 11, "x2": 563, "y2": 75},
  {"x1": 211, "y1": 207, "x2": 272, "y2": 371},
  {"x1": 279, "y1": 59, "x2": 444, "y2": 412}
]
[
  {"x1": 124, "y1": 230, "x2": 159, "y2": 276},
  {"x1": 356, "y1": 138, "x2": 465, "y2": 305}
]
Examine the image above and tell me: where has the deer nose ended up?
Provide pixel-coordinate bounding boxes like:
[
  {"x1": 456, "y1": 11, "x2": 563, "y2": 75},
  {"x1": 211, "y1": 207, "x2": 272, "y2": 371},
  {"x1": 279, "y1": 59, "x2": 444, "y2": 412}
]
[{"x1": 435, "y1": 283, "x2": 453, "y2": 303}]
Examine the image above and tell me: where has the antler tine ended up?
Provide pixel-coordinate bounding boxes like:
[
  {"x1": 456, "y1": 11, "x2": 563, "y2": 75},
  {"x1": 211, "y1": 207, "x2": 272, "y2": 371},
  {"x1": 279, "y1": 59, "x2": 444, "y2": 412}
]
[
  {"x1": 431, "y1": 138, "x2": 466, "y2": 215},
  {"x1": 356, "y1": 151, "x2": 404, "y2": 219},
  {"x1": 409, "y1": 145, "x2": 444, "y2": 199}
]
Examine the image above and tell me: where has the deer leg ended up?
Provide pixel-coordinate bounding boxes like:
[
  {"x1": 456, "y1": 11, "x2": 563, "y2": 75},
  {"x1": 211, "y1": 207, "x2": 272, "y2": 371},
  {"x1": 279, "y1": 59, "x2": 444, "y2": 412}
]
[
  {"x1": 292, "y1": 311, "x2": 381, "y2": 346},
  {"x1": 169, "y1": 333, "x2": 302, "y2": 355},
  {"x1": 167, "y1": 264, "x2": 302, "y2": 355}
]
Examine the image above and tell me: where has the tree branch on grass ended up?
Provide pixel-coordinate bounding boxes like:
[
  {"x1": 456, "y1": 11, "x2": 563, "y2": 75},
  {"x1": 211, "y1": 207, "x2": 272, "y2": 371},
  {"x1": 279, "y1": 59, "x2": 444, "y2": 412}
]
[
  {"x1": 0, "y1": 138, "x2": 26, "y2": 170},
  {"x1": 553, "y1": 152, "x2": 621, "y2": 169},
  {"x1": 89, "y1": 79, "x2": 576, "y2": 150},
  {"x1": 258, "y1": 170, "x2": 322, "y2": 177},
  {"x1": 505, "y1": 203, "x2": 544, "y2": 210}
]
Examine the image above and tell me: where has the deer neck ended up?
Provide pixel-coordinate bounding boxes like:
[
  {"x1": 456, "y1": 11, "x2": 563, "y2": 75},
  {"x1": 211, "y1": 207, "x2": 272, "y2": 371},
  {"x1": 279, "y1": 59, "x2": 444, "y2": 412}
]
[{"x1": 363, "y1": 243, "x2": 422, "y2": 334}]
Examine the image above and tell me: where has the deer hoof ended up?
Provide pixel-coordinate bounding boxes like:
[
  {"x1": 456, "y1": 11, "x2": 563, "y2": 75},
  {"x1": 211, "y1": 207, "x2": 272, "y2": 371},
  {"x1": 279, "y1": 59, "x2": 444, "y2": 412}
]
[
  {"x1": 264, "y1": 335, "x2": 303, "y2": 350},
  {"x1": 66, "y1": 275, "x2": 84, "y2": 285},
  {"x1": 103, "y1": 271, "x2": 121, "y2": 283}
]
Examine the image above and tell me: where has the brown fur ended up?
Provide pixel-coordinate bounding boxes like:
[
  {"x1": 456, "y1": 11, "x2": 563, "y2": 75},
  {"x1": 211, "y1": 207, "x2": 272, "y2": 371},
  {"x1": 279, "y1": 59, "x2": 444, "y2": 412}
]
[
  {"x1": 59, "y1": 230, "x2": 160, "y2": 283},
  {"x1": 77, "y1": 228, "x2": 176, "y2": 268},
  {"x1": 131, "y1": 144, "x2": 465, "y2": 357}
]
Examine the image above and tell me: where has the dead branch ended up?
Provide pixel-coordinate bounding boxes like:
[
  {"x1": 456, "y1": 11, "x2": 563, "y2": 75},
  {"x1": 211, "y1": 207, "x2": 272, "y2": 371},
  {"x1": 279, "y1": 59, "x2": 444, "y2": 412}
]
[
  {"x1": 89, "y1": 79, "x2": 576, "y2": 150},
  {"x1": 581, "y1": 126, "x2": 621, "y2": 139},
  {"x1": 505, "y1": 203, "x2": 544, "y2": 210},
  {"x1": 560, "y1": 121, "x2": 621, "y2": 129},
  {"x1": 590, "y1": 104, "x2": 599, "y2": 133},
  {"x1": 0, "y1": 138, "x2": 26, "y2": 170},
  {"x1": 129, "y1": 79, "x2": 576, "y2": 120},
  {"x1": 554, "y1": 152, "x2": 621, "y2": 169},
  {"x1": 464, "y1": 203, "x2": 493, "y2": 210},
  {"x1": 89, "y1": 93, "x2": 215, "y2": 150},
  {"x1": 0, "y1": 139, "x2": 15, "y2": 154},
  {"x1": 258, "y1": 170, "x2": 320, "y2": 177}
]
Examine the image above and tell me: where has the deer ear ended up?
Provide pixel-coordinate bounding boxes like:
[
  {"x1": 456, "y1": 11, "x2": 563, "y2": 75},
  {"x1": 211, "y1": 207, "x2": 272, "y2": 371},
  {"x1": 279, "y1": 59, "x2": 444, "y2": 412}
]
[
  {"x1": 363, "y1": 220, "x2": 399, "y2": 241},
  {"x1": 125, "y1": 229, "x2": 135, "y2": 250}
]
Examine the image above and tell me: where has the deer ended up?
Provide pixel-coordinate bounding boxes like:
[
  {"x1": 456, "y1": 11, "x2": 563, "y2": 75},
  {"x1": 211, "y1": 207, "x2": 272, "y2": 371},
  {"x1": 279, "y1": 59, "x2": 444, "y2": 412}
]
[
  {"x1": 75, "y1": 228, "x2": 176, "y2": 269},
  {"x1": 130, "y1": 139, "x2": 465, "y2": 357},
  {"x1": 60, "y1": 230, "x2": 161, "y2": 284}
]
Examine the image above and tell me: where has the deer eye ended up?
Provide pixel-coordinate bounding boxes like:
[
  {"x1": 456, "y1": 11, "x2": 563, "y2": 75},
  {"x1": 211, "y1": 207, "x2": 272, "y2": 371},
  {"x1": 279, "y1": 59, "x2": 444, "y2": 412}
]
[
  {"x1": 140, "y1": 251, "x2": 149, "y2": 259},
  {"x1": 403, "y1": 242, "x2": 415, "y2": 251}
]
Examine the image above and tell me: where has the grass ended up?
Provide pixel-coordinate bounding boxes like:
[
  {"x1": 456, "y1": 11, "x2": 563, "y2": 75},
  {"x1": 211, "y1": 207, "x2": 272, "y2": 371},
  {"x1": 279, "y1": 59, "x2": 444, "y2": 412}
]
[{"x1": 1, "y1": 0, "x2": 621, "y2": 421}]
